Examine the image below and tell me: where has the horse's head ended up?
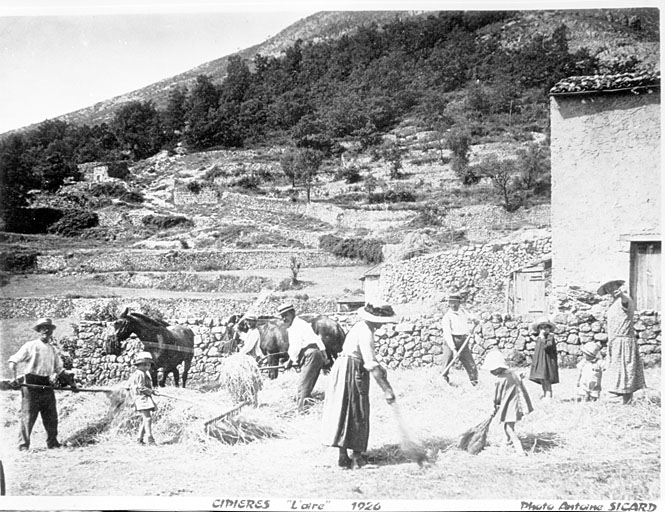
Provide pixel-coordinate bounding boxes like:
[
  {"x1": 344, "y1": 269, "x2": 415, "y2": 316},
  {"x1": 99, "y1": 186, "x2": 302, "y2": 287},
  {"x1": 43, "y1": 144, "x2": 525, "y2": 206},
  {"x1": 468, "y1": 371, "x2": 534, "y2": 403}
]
[
  {"x1": 217, "y1": 314, "x2": 242, "y2": 355},
  {"x1": 103, "y1": 322, "x2": 123, "y2": 356},
  {"x1": 103, "y1": 308, "x2": 134, "y2": 355}
]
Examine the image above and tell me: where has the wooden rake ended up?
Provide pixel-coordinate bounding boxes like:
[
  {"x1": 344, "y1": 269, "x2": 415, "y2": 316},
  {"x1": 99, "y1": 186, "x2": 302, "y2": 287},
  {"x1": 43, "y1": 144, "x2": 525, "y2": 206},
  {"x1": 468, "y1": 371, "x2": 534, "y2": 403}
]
[{"x1": 203, "y1": 400, "x2": 251, "y2": 433}]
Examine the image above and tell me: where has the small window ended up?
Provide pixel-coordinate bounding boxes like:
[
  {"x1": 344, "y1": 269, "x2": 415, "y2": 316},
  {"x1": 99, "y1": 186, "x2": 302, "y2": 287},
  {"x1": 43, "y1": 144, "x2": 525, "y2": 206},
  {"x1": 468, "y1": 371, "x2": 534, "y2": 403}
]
[{"x1": 630, "y1": 241, "x2": 661, "y2": 310}]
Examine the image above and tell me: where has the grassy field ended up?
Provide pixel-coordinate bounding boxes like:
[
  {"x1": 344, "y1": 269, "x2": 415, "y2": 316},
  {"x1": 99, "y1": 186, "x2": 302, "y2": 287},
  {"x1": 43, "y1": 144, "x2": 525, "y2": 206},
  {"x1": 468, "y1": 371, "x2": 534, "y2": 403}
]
[{"x1": 0, "y1": 364, "x2": 659, "y2": 501}]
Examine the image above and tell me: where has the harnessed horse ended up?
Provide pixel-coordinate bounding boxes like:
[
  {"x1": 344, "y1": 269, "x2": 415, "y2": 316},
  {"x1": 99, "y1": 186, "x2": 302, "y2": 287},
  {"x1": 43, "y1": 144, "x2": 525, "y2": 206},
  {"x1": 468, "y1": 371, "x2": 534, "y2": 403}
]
[{"x1": 105, "y1": 308, "x2": 195, "y2": 388}]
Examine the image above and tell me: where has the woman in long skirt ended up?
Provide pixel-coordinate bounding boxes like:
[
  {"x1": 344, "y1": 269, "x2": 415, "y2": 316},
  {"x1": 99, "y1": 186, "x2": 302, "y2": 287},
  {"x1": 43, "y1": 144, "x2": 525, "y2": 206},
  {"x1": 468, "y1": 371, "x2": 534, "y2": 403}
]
[
  {"x1": 597, "y1": 279, "x2": 645, "y2": 404},
  {"x1": 321, "y1": 302, "x2": 397, "y2": 469}
]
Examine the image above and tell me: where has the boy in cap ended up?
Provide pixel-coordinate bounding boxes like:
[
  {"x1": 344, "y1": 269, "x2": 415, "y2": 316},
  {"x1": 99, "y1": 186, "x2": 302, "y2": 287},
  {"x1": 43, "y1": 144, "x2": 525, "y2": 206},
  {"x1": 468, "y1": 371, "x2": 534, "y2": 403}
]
[
  {"x1": 129, "y1": 351, "x2": 157, "y2": 445},
  {"x1": 278, "y1": 303, "x2": 328, "y2": 411},
  {"x1": 8, "y1": 318, "x2": 73, "y2": 450}
]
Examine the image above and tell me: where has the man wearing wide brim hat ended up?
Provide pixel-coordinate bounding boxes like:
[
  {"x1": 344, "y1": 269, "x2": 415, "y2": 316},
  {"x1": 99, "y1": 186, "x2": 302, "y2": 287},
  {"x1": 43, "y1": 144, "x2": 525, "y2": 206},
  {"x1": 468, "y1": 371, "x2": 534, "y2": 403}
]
[
  {"x1": 439, "y1": 292, "x2": 478, "y2": 386},
  {"x1": 8, "y1": 317, "x2": 69, "y2": 450},
  {"x1": 598, "y1": 279, "x2": 645, "y2": 404},
  {"x1": 237, "y1": 312, "x2": 263, "y2": 361},
  {"x1": 278, "y1": 303, "x2": 328, "y2": 412}
]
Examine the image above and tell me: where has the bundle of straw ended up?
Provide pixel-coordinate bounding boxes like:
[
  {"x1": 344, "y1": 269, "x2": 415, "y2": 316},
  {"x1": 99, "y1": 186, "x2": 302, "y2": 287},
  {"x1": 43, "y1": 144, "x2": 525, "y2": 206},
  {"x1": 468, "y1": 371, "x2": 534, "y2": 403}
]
[
  {"x1": 457, "y1": 410, "x2": 497, "y2": 455},
  {"x1": 218, "y1": 354, "x2": 263, "y2": 405},
  {"x1": 206, "y1": 414, "x2": 281, "y2": 445}
]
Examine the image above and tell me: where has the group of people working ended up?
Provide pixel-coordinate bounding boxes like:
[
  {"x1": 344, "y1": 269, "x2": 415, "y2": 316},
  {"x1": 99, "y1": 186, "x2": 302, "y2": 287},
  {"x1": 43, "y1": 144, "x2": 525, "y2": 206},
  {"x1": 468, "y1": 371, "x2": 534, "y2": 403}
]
[{"x1": 7, "y1": 278, "x2": 648, "y2": 466}]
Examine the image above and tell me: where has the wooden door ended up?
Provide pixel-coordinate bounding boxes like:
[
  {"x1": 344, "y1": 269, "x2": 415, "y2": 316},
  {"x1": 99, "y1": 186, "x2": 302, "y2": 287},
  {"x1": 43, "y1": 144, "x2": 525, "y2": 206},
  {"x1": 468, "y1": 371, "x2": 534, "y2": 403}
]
[
  {"x1": 513, "y1": 270, "x2": 546, "y2": 318},
  {"x1": 630, "y1": 242, "x2": 661, "y2": 310}
]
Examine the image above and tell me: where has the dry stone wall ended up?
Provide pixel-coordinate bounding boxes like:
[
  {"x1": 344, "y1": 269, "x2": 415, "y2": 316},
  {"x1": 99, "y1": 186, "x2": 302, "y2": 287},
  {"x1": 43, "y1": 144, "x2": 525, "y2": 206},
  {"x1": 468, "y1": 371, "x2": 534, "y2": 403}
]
[
  {"x1": 0, "y1": 296, "x2": 337, "y2": 323},
  {"x1": 35, "y1": 248, "x2": 356, "y2": 273},
  {"x1": 380, "y1": 237, "x2": 552, "y2": 307},
  {"x1": 67, "y1": 309, "x2": 660, "y2": 386}
]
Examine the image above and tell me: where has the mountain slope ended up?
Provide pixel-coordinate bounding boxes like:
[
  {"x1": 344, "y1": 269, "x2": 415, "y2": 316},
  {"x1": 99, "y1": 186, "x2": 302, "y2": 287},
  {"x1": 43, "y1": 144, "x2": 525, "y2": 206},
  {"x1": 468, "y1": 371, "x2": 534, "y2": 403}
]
[{"x1": 22, "y1": 8, "x2": 661, "y2": 131}]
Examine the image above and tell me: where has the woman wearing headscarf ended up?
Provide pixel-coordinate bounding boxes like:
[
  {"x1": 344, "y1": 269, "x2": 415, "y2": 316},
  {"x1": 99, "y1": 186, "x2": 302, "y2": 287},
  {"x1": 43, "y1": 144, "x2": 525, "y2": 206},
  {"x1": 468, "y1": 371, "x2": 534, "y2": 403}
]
[
  {"x1": 598, "y1": 279, "x2": 646, "y2": 404},
  {"x1": 321, "y1": 302, "x2": 398, "y2": 469}
]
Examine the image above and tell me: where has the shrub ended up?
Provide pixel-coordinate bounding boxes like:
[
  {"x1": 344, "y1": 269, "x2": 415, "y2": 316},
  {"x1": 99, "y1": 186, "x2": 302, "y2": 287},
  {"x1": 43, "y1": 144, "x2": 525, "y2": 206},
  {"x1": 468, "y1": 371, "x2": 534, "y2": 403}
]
[
  {"x1": 231, "y1": 175, "x2": 260, "y2": 189},
  {"x1": 89, "y1": 182, "x2": 143, "y2": 203},
  {"x1": 319, "y1": 234, "x2": 383, "y2": 264},
  {"x1": 186, "y1": 181, "x2": 202, "y2": 194},
  {"x1": 48, "y1": 210, "x2": 99, "y2": 237},
  {"x1": 4, "y1": 207, "x2": 64, "y2": 234},
  {"x1": 142, "y1": 214, "x2": 194, "y2": 231},
  {"x1": 337, "y1": 165, "x2": 362, "y2": 184},
  {"x1": 0, "y1": 251, "x2": 39, "y2": 272},
  {"x1": 119, "y1": 190, "x2": 144, "y2": 203},
  {"x1": 369, "y1": 188, "x2": 417, "y2": 204}
]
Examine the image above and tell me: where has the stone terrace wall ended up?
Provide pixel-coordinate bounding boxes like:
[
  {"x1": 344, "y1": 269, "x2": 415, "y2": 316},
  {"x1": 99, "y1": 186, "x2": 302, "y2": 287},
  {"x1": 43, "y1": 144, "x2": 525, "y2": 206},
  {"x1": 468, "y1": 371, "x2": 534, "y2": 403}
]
[
  {"x1": 0, "y1": 296, "x2": 338, "y2": 322},
  {"x1": 68, "y1": 309, "x2": 660, "y2": 386},
  {"x1": 35, "y1": 248, "x2": 356, "y2": 273},
  {"x1": 380, "y1": 237, "x2": 552, "y2": 307},
  {"x1": 222, "y1": 191, "x2": 416, "y2": 230}
]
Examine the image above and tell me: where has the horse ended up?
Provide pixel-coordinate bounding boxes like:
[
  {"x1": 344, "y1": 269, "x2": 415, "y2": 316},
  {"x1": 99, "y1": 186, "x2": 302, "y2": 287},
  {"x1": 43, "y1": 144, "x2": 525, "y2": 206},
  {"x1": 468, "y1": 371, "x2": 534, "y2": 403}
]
[
  {"x1": 229, "y1": 315, "x2": 346, "y2": 379},
  {"x1": 105, "y1": 308, "x2": 195, "y2": 388}
]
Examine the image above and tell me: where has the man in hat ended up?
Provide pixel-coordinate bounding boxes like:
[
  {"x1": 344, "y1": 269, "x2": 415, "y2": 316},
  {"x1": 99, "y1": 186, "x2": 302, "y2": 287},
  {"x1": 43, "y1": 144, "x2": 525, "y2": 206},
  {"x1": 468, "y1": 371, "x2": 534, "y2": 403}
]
[
  {"x1": 597, "y1": 279, "x2": 645, "y2": 404},
  {"x1": 440, "y1": 293, "x2": 478, "y2": 386},
  {"x1": 237, "y1": 313, "x2": 263, "y2": 361},
  {"x1": 8, "y1": 318, "x2": 73, "y2": 450},
  {"x1": 278, "y1": 303, "x2": 328, "y2": 411}
]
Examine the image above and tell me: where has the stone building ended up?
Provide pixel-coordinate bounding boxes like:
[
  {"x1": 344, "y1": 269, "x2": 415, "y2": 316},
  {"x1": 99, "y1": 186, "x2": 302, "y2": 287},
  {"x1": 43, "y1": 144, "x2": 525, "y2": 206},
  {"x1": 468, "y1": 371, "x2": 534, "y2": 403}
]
[{"x1": 549, "y1": 72, "x2": 661, "y2": 310}]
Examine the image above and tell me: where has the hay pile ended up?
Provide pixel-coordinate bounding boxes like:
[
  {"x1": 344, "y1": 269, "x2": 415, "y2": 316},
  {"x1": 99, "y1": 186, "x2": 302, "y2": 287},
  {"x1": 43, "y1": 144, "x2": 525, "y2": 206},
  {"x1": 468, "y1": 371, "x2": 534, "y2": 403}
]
[
  {"x1": 217, "y1": 354, "x2": 263, "y2": 405},
  {"x1": 54, "y1": 380, "x2": 282, "y2": 448}
]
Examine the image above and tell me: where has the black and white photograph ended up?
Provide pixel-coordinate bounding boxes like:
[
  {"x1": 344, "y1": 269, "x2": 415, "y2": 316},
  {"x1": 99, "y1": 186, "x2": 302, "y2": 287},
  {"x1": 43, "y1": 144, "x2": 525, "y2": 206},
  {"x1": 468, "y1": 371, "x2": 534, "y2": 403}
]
[{"x1": 0, "y1": 1, "x2": 660, "y2": 510}]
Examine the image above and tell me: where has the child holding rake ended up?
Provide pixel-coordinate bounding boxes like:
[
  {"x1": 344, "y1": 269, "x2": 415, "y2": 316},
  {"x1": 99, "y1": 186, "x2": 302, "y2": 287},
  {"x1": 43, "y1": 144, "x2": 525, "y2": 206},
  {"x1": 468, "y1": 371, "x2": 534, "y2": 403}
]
[
  {"x1": 483, "y1": 350, "x2": 533, "y2": 456},
  {"x1": 129, "y1": 351, "x2": 157, "y2": 445}
]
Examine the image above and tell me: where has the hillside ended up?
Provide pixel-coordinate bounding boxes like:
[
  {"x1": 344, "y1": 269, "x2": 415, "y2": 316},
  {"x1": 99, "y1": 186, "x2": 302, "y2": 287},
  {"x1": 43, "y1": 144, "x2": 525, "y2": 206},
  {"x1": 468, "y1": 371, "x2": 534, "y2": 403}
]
[
  {"x1": 19, "y1": 8, "x2": 659, "y2": 132},
  {"x1": 0, "y1": 7, "x2": 658, "y2": 306}
]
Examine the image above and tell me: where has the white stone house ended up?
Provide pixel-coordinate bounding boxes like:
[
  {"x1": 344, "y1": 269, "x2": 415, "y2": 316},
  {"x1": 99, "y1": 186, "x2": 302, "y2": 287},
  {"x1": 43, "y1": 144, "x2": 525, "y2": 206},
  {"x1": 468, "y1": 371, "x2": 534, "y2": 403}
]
[{"x1": 549, "y1": 72, "x2": 661, "y2": 309}]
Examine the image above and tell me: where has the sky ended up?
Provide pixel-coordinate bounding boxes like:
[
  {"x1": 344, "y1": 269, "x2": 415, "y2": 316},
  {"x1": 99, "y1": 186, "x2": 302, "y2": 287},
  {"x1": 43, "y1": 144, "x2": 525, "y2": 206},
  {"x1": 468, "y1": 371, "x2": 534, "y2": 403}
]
[
  {"x1": 0, "y1": 1, "x2": 322, "y2": 134},
  {"x1": 0, "y1": 0, "x2": 653, "y2": 134}
]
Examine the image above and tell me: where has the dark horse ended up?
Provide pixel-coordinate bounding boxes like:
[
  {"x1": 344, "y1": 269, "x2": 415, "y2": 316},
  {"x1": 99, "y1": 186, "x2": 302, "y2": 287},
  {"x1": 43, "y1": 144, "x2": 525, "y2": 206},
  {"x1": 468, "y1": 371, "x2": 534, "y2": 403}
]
[
  {"x1": 233, "y1": 315, "x2": 345, "y2": 379},
  {"x1": 105, "y1": 308, "x2": 195, "y2": 388}
]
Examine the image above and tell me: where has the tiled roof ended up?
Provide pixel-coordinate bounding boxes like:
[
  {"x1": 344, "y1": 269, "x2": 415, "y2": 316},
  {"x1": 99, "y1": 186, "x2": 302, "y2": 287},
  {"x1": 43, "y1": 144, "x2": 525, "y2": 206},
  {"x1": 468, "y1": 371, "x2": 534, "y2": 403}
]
[{"x1": 549, "y1": 71, "x2": 660, "y2": 95}]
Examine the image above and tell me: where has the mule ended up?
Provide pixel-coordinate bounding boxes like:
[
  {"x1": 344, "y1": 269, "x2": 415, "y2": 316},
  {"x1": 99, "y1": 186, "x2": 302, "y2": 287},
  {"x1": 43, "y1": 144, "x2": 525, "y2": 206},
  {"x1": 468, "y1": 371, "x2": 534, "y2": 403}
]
[
  {"x1": 229, "y1": 315, "x2": 345, "y2": 379},
  {"x1": 105, "y1": 308, "x2": 195, "y2": 388}
]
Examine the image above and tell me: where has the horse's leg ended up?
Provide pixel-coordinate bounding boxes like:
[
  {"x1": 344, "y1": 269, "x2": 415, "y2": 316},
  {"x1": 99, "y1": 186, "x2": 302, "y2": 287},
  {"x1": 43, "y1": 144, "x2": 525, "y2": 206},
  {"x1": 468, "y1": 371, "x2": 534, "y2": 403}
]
[
  {"x1": 182, "y1": 356, "x2": 192, "y2": 388},
  {"x1": 150, "y1": 367, "x2": 159, "y2": 387},
  {"x1": 172, "y1": 367, "x2": 180, "y2": 388},
  {"x1": 268, "y1": 354, "x2": 279, "y2": 380}
]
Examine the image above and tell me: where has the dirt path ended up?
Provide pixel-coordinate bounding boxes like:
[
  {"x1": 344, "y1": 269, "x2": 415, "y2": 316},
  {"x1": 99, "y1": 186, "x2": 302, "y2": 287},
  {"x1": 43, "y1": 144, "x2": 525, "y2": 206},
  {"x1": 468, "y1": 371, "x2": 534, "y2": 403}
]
[{"x1": 1, "y1": 266, "x2": 369, "y2": 300}]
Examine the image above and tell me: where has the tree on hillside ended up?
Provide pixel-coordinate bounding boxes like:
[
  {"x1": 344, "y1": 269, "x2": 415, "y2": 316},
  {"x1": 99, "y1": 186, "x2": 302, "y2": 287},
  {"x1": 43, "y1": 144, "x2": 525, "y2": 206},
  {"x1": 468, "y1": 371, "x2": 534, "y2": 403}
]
[
  {"x1": 279, "y1": 147, "x2": 324, "y2": 202},
  {"x1": 184, "y1": 75, "x2": 221, "y2": 149},
  {"x1": 111, "y1": 101, "x2": 164, "y2": 160},
  {"x1": 516, "y1": 142, "x2": 551, "y2": 197},
  {"x1": 381, "y1": 142, "x2": 405, "y2": 180},
  {"x1": 161, "y1": 86, "x2": 188, "y2": 144},
  {"x1": 280, "y1": 148, "x2": 299, "y2": 188},
  {"x1": 0, "y1": 134, "x2": 36, "y2": 222},
  {"x1": 446, "y1": 127, "x2": 479, "y2": 185},
  {"x1": 297, "y1": 148, "x2": 324, "y2": 202},
  {"x1": 220, "y1": 56, "x2": 252, "y2": 106}
]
